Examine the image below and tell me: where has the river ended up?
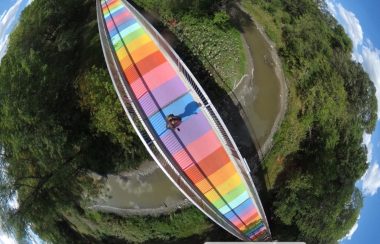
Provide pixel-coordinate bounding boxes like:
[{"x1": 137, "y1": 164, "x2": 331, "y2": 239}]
[
  {"x1": 95, "y1": 160, "x2": 187, "y2": 213},
  {"x1": 229, "y1": 2, "x2": 287, "y2": 156}
]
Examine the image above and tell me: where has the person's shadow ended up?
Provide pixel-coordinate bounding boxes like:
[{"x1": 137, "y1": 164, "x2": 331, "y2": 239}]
[{"x1": 178, "y1": 101, "x2": 200, "y2": 119}]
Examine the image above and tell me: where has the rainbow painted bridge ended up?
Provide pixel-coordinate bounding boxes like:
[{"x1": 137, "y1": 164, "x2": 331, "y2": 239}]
[{"x1": 97, "y1": 0, "x2": 271, "y2": 241}]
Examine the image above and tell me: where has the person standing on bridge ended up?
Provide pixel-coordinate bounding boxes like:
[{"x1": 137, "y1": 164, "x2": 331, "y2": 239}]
[{"x1": 166, "y1": 114, "x2": 182, "y2": 131}]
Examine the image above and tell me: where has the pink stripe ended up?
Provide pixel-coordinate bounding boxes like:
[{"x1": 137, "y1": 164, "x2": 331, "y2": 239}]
[
  {"x1": 173, "y1": 149, "x2": 193, "y2": 169},
  {"x1": 106, "y1": 17, "x2": 115, "y2": 30},
  {"x1": 106, "y1": 11, "x2": 131, "y2": 30},
  {"x1": 112, "y1": 11, "x2": 133, "y2": 27},
  {"x1": 240, "y1": 209, "x2": 258, "y2": 223},
  {"x1": 172, "y1": 130, "x2": 221, "y2": 169},
  {"x1": 186, "y1": 131, "x2": 221, "y2": 162},
  {"x1": 130, "y1": 62, "x2": 177, "y2": 98},
  {"x1": 229, "y1": 215, "x2": 244, "y2": 229}
]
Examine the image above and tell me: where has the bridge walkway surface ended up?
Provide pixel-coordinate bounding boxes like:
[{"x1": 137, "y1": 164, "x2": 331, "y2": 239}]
[{"x1": 97, "y1": 0, "x2": 271, "y2": 241}]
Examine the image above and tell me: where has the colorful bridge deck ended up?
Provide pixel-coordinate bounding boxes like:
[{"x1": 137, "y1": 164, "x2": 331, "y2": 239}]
[{"x1": 98, "y1": 0, "x2": 270, "y2": 241}]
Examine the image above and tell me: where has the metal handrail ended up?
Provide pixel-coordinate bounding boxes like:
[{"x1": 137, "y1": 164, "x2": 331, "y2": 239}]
[
  {"x1": 97, "y1": 0, "x2": 249, "y2": 240},
  {"x1": 122, "y1": 0, "x2": 271, "y2": 234}
]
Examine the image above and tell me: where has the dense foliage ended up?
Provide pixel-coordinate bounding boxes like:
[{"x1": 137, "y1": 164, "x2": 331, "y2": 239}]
[
  {"x1": 0, "y1": 0, "x2": 201, "y2": 242},
  {"x1": 0, "y1": 0, "x2": 234, "y2": 242},
  {"x1": 242, "y1": 0, "x2": 377, "y2": 243},
  {"x1": 0, "y1": 0, "x2": 377, "y2": 243},
  {"x1": 133, "y1": 0, "x2": 246, "y2": 90}
]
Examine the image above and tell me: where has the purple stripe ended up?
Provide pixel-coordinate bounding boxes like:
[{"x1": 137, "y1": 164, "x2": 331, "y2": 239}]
[
  {"x1": 138, "y1": 92, "x2": 160, "y2": 117},
  {"x1": 138, "y1": 76, "x2": 188, "y2": 117},
  {"x1": 160, "y1": 131, "x2": 184, "y2": 155},
  {"x1": 249, "y1": 226, "x2": 266, "y2": 239},
  {"x1": 161, "y1": 113, "x2": 211, "y2": 154}
]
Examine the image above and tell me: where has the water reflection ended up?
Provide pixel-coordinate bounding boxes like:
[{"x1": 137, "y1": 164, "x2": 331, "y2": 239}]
[{"x1": 97, "y1": 161, "x2": 186, "y2": 209}]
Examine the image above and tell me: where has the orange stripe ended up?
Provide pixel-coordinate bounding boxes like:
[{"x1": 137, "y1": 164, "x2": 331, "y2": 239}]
[
  {"x1": 106, "y1": 0, "x2": 120, "y2": 11},
  {"x1": 195, "y1": 179, "x2": 213, "y2": 193},
  {"x1": 207, "y1": 162, "x2": 235, "y2": 188},
  {"x1": 123, "y1": 51, "x2": 166, "y2": 83},
  {"x1": 184, "y1": 163, "x2": 204, "y2": 183},
  {"x1": 197, "y1": 146, "x2": 230, "y2": 176},
  {"x1": 128, "y1": 41, "x2": 159, "y2": 67}
]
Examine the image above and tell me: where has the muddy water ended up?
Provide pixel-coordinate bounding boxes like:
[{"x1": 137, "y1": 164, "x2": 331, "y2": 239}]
[
  {"x1": 97, "y1": 161, "x2": 185, "y2": 209},
  {"x1": 234, "y1": 21, "x2": 283, "y2": 152}
]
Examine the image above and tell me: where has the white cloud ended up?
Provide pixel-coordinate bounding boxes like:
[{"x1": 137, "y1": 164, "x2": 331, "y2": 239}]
[
  {"x1": 325, "y1": 0, "x2": 337, "y2": 17},
  {"x1": 336, "y1": 3, "x2": 363, "y2": 50},
  {"x1": 339, "y1": 215, "x2": 360, "y2": 243},
  {"x1": 342, "y1": 215, "x2": 360, "y2": 241},
  {"x1": 27, "y1": 0, "x2": 34, "y2": 6},
  {"x1": 0, "y1": 0, "x2": 24, "y2": 61},
  {"x1": 0, "y1": 34, "x2": 10, "y2": 60},
  {"x1": 362, "y1": 133, "x2": 373, "y2": 163},
  {"x1": 361, "y1": 46, "x2": 380, "y2": 115},
  {"x1": 0, "y1": 0, "x2": 23, "y2": 39},
  {"x1": 0, "y1": 232, "x2": 17, "y2": 244},
  {"x1": 362, "y1": 163, "x2": 380, "y2": 196}
]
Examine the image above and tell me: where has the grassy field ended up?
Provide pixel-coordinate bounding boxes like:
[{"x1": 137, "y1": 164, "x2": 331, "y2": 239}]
[
  {"x1": 133, "y1": 0, "x2": 247, "y2": 91},
  {"x1": 170, "y1": 14, "x2": 247, "y2": 90}
]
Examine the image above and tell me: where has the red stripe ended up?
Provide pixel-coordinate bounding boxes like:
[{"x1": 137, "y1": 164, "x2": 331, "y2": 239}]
[
  {"x1": 197, "y1": 147, "x2": 229, "y2": 177},
  {"x1": 124, "y1": 51, "x2": 166, "y2": 83}
]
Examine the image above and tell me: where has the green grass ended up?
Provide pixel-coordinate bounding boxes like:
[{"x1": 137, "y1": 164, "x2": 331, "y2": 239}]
[
  {"x1": 172, "y1": 14, "x2": 247, "y2": 90},
  {"x1": 240, "y1": 0, "x2": 308, "y2": 190},
  {"x1": 241, "y1": 0, "x2": 284, "y2": 48},
  {"x1": 65, "y1": 207, "x2": 212, "y2": 243}
]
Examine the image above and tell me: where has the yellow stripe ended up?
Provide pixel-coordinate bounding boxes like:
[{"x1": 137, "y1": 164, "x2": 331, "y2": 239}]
[
  {"x1": 215, "y1": 173, "x2": 242, "y2": 196},
  {"x1": 119, "y1": 55, "x2": 133, "y2": 70},
  {"x1": 205, "y1": 189, "x2": 220, "y2": 203},
  {"x1": 129, "y1": 41, "x2": 159, "y2": 64},
  {"x1": 196, "y1": 179, "x2": 213, "y2": 193},
  {"x1": 116, "y1": 34, "x2": 151, "y2": 60},
  {"x1": 207, "y1": 162, "x2": 235, "y2": 188}
]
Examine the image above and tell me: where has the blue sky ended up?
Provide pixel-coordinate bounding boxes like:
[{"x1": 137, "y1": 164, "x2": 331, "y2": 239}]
[
  {"x1": 0, "y1": 0, "x2": 32, "y2": 60},
  {"x1": 0, "y1": 0, "x2": 379, "y2": 243},
  {"x1": 1, "y1": 1, "x2": 37, "y2": 243},
  {"x1": 326, "y1": 0, "x2": 380, "y2": 243}
]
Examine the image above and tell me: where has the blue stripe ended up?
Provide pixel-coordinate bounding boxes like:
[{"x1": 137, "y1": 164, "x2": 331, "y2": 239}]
[
  {"x1": 219, "y1": 191, "x2": 250, "y2": 214},
  {"x1": 111, "y1": 22, "x2": 140, "y2": 44},
  {"x1": 148, "y1": 93, "x2": 198, "y2": 136},
  {"x1": 233, "y1": 198, "x2": 254, "y2": 217},
  {"x1": 224, "y1": 210, "x2": 238, "y2": 221},
  {"x1": 104, "y1": 5, "x2": 125, "y2": 20}
]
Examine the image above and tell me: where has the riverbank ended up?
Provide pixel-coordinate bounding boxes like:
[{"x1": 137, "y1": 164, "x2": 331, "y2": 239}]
[
  {"x1": 89, "y1": 199, "x2": 191, "y2": 217},
  {"x1": 91, "y1": 161, "x2": 188, "y2": 217},
  {"x1": 241, "y1": 3, "x2": 288, "y2": 159},
  {"x1": 227, "y1": 2, "x2": 288, "y2": 159}
]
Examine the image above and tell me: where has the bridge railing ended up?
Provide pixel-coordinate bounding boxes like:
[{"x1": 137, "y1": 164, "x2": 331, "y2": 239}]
[
  {"x1": 122, "y1": 0, "x2": 271, "y2": 235},
  {"x1": 97, "y1": 1, "x2": 250, "y2": 241}
]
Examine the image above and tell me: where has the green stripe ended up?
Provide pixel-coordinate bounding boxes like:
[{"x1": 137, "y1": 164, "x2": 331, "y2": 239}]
[
  {"x1": 223, "y1": 183, "x2": 247, "y2": 203},
  {"x1": 210, "y1": 183, "x2": 246, "y2": 209},
  {"x1": 243, "y1": 219, "x2": 263, "y2": 234},
  {"x1": 103, "y1": 4, "x2": 123, "y2": 18},
  {"x1": 113, "y1": 28, "x2": 146, "y2": 51}
]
